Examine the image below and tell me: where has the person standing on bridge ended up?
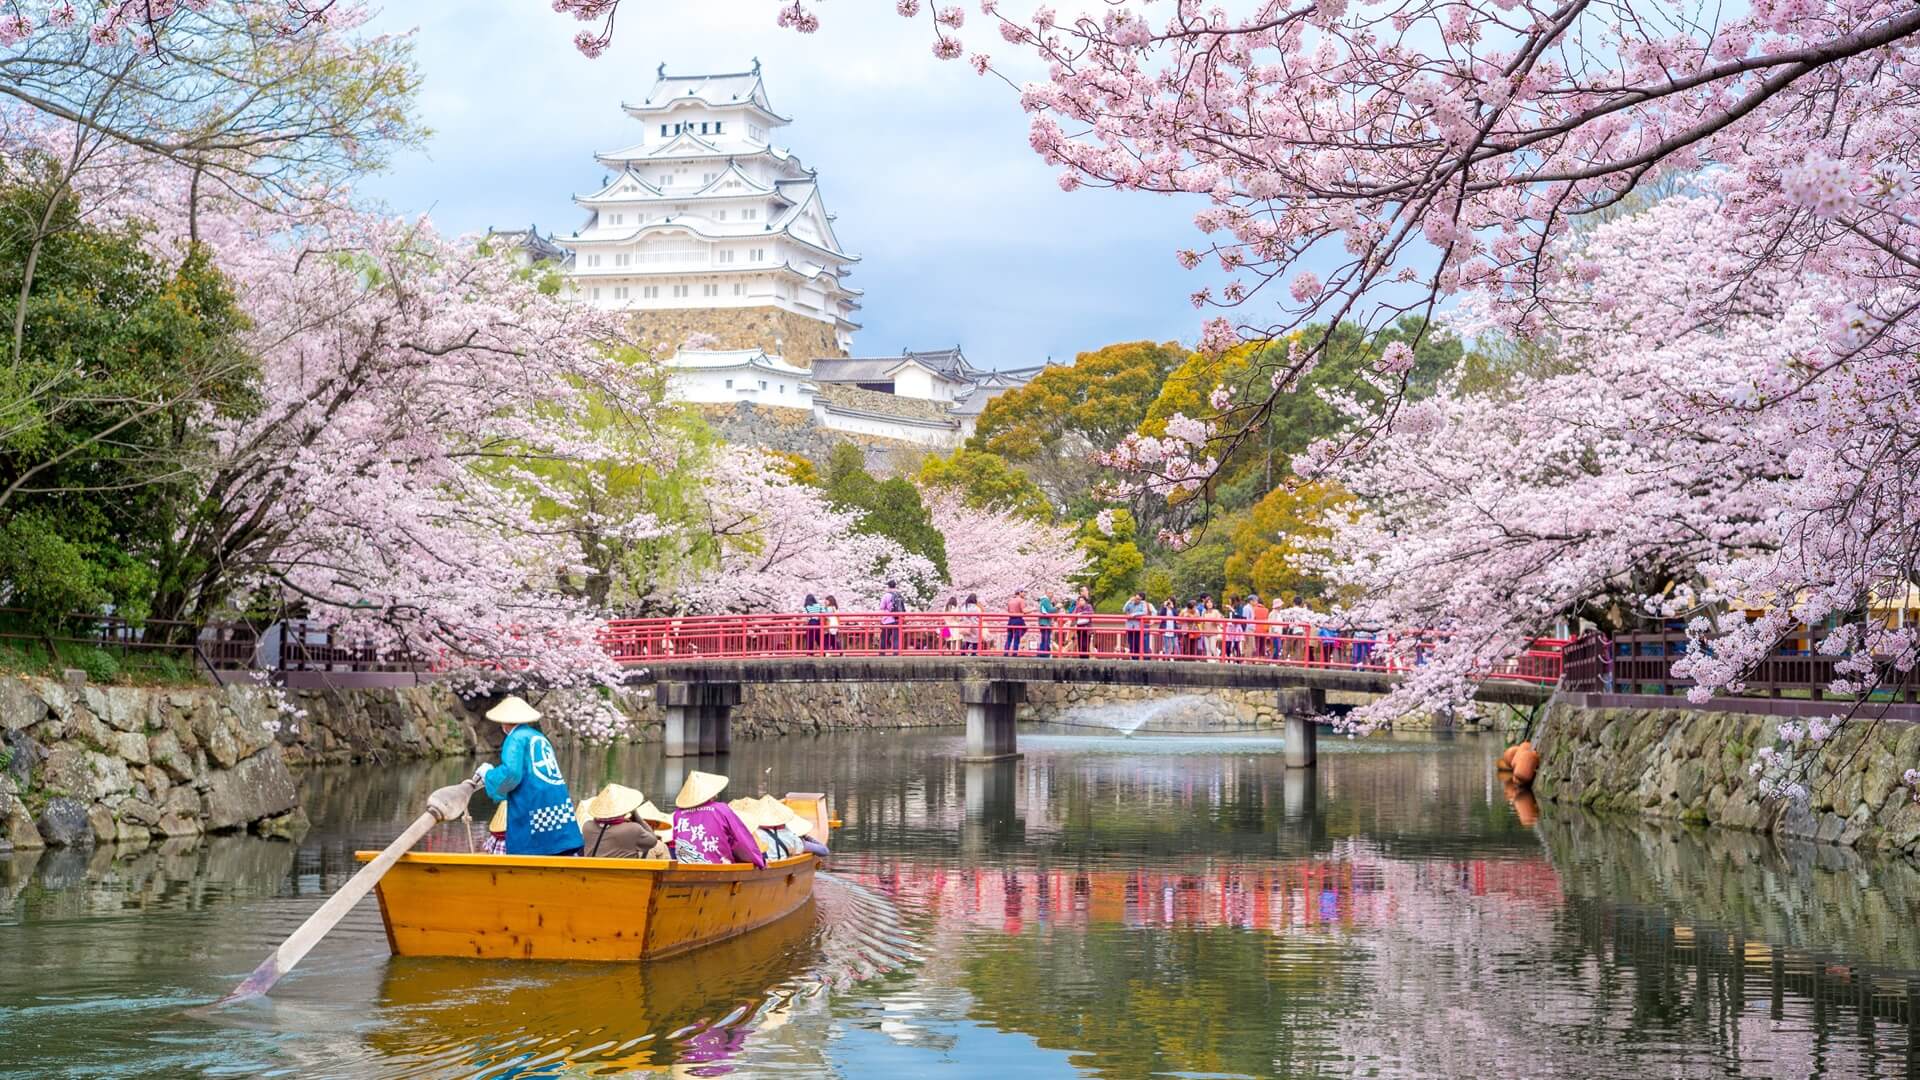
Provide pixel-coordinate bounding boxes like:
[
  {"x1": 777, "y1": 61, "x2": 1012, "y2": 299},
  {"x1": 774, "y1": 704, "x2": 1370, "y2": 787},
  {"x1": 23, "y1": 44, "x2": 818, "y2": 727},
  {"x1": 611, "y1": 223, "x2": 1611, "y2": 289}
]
[
  {"x1": 1004, "y1": 589, "x2": 1028, "y2": 655},
  {"x1": 472, "y1": 696, "x2": 585, "y2": 858},
  {"x1": 1123, "y1": 592, "x2": 1149, "y2": 657},
  {"x1": 823, "y1": 595, "x2": 842, "y2": 653},
  {"x1": 961, "y1": 593, "x2": 985, "y2": 654},
  {"x1": 879, "y1": 580, "x2": 905, "y2": 653},
  {"x1": 1072, "y1": 589, "x2": 1095, "y2": 657},
  {"x1": 1035, "y1": 590, "x2": 1057, "y2": 656}
]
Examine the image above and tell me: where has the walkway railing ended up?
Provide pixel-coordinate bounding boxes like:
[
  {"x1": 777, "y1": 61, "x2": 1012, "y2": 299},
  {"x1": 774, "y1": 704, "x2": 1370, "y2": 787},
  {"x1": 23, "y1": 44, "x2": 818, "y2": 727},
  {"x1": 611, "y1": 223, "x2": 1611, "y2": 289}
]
[
  {"x1": 1560, "y1": 629, "x2": 1920, "y2": 703},
  {"x1": 601, "y1": 612, "x2": 1568, "y2": 685}
]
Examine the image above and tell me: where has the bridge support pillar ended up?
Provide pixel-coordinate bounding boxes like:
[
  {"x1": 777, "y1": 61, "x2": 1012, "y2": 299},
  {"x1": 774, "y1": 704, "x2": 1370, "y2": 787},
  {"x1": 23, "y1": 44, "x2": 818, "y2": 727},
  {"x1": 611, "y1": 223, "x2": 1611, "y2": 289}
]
[
  {"x1": 659, "y1": 682, "x2": 741, "y2": 758},
  {"x1": 961, "y1": 679, "x2": 1025, "y2": 762},
  {"x1": 1277, "y1": 687, "x2": 1324, "y2": 768}
]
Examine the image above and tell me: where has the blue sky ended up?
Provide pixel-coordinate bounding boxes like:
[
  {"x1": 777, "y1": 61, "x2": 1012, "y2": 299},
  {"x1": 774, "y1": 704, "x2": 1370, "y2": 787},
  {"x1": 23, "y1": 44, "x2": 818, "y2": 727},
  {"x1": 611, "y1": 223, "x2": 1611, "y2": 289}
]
[{"x1": 358, "y1": 1, "x2": 1210, "y2": 370}]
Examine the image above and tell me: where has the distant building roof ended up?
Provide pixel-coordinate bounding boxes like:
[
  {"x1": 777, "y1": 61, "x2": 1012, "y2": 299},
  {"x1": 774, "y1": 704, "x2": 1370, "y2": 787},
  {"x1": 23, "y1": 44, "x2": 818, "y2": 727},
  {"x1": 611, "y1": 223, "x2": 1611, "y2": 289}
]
[
  {"x1": 484, "y1": 226, "x2": 566, "y2": 263},
  {"x1": 815, "y1": 383, "x2": 960, "y2": 427},
  {"x1": 669, "y1": 347, "x2": 812, "y2": 378}
]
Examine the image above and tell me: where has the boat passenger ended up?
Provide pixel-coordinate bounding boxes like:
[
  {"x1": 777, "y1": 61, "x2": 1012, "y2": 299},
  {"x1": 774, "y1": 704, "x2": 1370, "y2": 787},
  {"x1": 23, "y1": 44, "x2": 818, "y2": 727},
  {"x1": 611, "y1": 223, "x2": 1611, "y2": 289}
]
[
  {"x1": 471, "y1": 695, "x2": 585, "y2": 857},
  {"x1": 671, "y1": 770, "x2": 767, "y2": 868},
  {"x1": 728, "y1": 797, "x2": 788, "y2": 856},
  {"x1": 577, "y1": 783, "x2": 665, "y2": 859},
  {"x1": 481, "y1": 802, "x2": 507, "y2": 854},
  {"x1": 765, "y1": 796, "x2": 830, "y2": 857}
]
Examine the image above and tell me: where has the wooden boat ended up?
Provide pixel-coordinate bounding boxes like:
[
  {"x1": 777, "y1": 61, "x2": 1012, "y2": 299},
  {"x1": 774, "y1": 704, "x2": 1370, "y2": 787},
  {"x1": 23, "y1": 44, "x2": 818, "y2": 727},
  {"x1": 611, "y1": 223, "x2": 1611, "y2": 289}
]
[
  {"x1": 358, "y1": 793, "x2": 833, "y2": 963},
  {"x1": 359, "y1": 849, "x2": 820, "y2": 962}
]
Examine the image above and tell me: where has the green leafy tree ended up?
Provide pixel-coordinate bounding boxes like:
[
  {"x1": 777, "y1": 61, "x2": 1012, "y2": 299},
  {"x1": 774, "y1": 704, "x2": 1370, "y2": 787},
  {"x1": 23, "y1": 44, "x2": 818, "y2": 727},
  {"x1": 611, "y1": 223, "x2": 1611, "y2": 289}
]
[
  {"x1": 916, "y1": 447, "x2": 1053, "y2": 520},
  {"x1": 823, "y1": 443, "x2": 949, "y2": 579},
  {"x1": 1143, "y1": 317, "x2": 1460, "y2": 512},
  {"x1": 0, "y1": 164, "x2": 254, "y2": 627},
  {"x1": 1076, "y1": 508, "x2": 1145, "y2": 607}
]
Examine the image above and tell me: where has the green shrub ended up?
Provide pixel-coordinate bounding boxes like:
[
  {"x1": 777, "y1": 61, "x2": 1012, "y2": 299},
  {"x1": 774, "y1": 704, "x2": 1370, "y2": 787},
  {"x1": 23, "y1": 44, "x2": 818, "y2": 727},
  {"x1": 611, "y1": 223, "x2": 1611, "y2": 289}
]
[{"x1": 69, "y1": 646, "x2": 121, "y2": 683}]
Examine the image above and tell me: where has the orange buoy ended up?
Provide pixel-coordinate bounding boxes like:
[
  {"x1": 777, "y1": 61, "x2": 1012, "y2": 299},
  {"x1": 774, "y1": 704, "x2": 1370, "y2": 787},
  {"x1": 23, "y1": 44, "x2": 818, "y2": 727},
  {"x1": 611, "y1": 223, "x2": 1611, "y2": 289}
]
[
  {"x1": 1497, "y1": 745, "x2": 1518, "y2": 772},
  {"x1": 1511, "y1": 744, "x2": 1540, "y2": 786}
]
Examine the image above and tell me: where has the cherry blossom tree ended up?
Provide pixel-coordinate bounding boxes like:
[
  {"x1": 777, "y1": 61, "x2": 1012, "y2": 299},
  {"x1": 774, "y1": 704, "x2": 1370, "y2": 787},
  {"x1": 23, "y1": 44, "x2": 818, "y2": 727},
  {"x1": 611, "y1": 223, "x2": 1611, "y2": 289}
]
[
  {"x1": 46, "y1": 144, "x2": 647, "y2": 690},
  {"x1": 924, "y1": 489, "x2": 1086, "y2": 608},
  {"x1": 1311, "y1": 194, "x2": 1919, "y2": 801},
  {"x1": 667, "y1": 447, "x2": 941, "y2": 613}
]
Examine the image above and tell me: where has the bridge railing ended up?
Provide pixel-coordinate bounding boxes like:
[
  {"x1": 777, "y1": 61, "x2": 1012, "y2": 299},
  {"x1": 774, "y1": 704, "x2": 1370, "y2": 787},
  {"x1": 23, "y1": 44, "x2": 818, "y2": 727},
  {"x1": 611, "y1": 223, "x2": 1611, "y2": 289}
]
[{"x1": 600, "y1": 612, "x2": 1567, "y2": 685}]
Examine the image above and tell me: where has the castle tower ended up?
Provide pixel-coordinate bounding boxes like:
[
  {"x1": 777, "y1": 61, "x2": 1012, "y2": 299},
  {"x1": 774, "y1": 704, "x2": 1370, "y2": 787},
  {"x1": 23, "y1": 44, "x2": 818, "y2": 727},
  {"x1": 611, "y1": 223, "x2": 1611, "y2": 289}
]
[{"x1": 556, "y1": 61, "x2": 861, "y2": 361}]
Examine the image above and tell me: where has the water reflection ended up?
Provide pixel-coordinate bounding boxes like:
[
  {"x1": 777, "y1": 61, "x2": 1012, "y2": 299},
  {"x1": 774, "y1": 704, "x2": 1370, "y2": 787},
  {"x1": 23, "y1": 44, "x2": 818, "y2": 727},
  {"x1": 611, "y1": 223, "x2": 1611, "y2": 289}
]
[{"x1": 1, "y1": 727, "x2": 1918, "y2": 1078}]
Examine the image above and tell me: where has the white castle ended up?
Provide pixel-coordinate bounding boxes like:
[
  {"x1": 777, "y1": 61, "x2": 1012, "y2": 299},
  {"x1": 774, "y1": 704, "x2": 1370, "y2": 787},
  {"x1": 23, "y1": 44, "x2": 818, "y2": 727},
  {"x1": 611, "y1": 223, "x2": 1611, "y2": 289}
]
[{"x1": 491, "y1": 62, "x2": 1044, "y2": 448}]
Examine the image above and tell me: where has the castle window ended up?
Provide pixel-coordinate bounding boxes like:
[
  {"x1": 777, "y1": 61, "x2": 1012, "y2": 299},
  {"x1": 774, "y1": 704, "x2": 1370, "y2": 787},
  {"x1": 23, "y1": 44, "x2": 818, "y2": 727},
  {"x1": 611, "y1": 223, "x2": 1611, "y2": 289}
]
[
  {"x1": 743, "y1": 209, "x2": 758, "y2": 221},
  {"x1": 591, "y1": 288, "x2": 601, "y2": 299},
  {"x1": 759, "y1": 380, "x2": 768, "y2": 390},
  {"x1": 733, "y1": 283, "x2": 746, "y2": 296},
  {"x1": 714, "y1": 121, "x2": 724, "y2": 134},
  {"x1": 703, "y1": 283, "x2": 719, "y2": 297},
  {"x1": 718, "y1": 249, "x2": 735, "y2": 263},
  {"x1": 643, "y1": 285, "x2": 660, "y2": 298},
  {"x1": 716, "y1": 210, "x2": 727, "y2": 221},
  {"x1": 673, "y1": 284, "x2": 689, "y2": 298},
  {"x1": 725, "y1": 379, "x2": 733, "y2": 389},
  {"x1": 659, "y1": 124, "x2": 668, "y2": 137},
  {"x1": 750, "y1": 248, "x2": 765, "y2": 261}
]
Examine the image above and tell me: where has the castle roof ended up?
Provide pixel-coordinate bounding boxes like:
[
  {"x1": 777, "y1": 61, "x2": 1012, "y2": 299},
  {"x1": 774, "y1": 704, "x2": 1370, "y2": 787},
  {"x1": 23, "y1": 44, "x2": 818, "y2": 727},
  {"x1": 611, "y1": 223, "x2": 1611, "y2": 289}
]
[
  {"x1": 622, "y1": 62, "x2": 791, "y2": 124},
  {"x1": 668, "y1": 348, "x2": 812, "y2": 377}
]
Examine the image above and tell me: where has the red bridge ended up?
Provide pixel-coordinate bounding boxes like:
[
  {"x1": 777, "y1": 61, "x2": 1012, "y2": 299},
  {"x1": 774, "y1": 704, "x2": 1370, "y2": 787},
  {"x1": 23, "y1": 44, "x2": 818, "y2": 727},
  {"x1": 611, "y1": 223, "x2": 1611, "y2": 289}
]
[{"x1": 602, "y1": 612, "x2": 1565, "y2": 763}]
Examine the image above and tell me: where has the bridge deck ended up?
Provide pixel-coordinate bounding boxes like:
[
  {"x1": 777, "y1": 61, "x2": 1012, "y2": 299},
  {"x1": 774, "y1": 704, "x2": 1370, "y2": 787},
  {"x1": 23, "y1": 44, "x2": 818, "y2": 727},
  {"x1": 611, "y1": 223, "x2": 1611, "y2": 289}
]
[{"x1": 632, "y1": 655, "x2": 1554, "y2": 707}]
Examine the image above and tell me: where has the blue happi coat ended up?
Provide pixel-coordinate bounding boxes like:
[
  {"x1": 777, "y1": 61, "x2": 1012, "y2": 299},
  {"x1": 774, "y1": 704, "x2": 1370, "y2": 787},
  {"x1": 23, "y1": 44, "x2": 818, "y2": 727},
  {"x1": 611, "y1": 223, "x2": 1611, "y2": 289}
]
[{"x1": 482, "y1": 725, "x2": 583, "y2": 856}]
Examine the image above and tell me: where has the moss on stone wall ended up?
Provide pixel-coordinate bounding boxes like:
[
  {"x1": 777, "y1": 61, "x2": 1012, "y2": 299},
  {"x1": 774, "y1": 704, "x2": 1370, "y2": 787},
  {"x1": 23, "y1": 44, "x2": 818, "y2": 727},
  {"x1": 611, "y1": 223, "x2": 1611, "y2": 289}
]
[{"x1": 1533, "y1": 701, "x2": 1920, "y2": 856}]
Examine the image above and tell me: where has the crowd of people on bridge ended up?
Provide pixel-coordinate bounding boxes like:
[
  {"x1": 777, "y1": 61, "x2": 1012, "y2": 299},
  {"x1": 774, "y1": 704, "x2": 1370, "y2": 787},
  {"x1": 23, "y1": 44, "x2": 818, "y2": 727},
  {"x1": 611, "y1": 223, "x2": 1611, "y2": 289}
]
[
  {"x1": 785, "y1": 581, "x2": 1386, "y2": 668},
  {"x1": 472, "y1": 696, "x2": 831, "y2": 861}
]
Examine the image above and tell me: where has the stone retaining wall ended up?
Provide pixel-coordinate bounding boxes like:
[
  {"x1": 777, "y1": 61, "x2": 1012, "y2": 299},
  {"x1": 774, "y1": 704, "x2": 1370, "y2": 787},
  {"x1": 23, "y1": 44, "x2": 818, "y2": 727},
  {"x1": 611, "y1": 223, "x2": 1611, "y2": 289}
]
[
  {"x1": 1019, "y1": 683, "x2": 1283, "y2": 730},
  {"x1": 0, "y1": 674, "x2": 965, "y2": 851},
  {"x1": 1532, "y1": 700, "x2": 1920, "y2": 856}
]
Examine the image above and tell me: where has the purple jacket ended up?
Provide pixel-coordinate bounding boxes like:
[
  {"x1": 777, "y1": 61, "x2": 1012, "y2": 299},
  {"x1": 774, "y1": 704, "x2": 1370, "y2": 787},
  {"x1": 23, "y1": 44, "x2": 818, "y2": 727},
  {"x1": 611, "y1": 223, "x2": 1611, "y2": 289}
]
[{"x1": 671, "y1": 802, "x2": 767, "y2": 869}]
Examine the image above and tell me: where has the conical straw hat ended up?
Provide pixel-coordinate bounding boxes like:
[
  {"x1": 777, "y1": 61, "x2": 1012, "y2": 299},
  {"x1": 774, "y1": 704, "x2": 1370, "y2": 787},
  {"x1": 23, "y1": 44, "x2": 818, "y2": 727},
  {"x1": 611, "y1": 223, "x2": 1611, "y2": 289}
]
[
  {"x1": 636, "y1": 799, "x2": 671, "y2": 826},
  {"x1": 484, "y1": 695, "x2": 541, "y2": 725},
  {"x1": 488, "y1": 802, "x2": 507, "y2": 833},
  {"x1": 585, "y1": 783, "x2": 648, "y2": 822},
  {"x1": 764, "y1": 796, "x2": 814, "y2": 838},
  {"x1": 675, "y1": 770, "x2": 729, "y2": 808},
  {"x1": 729, "y1": 797, "x2": 777, "y2": 829}
]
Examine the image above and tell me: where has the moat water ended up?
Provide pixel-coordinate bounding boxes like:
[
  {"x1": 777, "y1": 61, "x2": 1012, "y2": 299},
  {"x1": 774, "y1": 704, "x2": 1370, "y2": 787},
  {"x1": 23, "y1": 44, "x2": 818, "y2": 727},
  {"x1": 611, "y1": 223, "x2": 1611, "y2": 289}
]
[{"x1": 3, "y1": 724, "x2": 1919, "y2": 1078}]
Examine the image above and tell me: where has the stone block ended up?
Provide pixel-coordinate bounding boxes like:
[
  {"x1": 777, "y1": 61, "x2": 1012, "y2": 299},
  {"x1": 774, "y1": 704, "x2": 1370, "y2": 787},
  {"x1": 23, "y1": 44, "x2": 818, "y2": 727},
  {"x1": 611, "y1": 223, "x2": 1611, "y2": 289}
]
[
  {"x1": 146, "y1": 731, "x2": 194, "y2": 784},
  {"x1": 0, "y1": 775, "x2": 41, "y2": 850},
  {"x1": 40, "y1": 746, "x2": 133, "y2": 803},
  {"x1": 0, "y1": 678, "x2": 48, "y2": 732},
  {"x1": 35, "y1": 796, "x2": 93, "y2": 847},
  {"x1": 202, "y1": 749, "x2": 298, "y2": 832},
  {"x1": 110, "y1": 729, "x2": 149, "y2": 767},
  {"x1": 3, "y1": 728, "x2": 44, "y2": 788}
]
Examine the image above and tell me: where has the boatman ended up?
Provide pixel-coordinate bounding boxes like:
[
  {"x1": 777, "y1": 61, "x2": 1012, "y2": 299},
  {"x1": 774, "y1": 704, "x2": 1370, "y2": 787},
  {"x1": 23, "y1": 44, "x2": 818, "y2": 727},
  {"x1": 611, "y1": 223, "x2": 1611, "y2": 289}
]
[{"x1": 470, "y1": 695, "x2": 584, "y2": 857}]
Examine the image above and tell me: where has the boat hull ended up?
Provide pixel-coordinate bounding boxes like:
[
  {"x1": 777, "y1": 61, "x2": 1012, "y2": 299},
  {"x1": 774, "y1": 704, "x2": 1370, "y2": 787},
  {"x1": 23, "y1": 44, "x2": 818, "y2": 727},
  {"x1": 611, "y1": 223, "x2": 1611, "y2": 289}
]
[{"x1": 358, "y1": 850, "x2": 820, "y2": 962}]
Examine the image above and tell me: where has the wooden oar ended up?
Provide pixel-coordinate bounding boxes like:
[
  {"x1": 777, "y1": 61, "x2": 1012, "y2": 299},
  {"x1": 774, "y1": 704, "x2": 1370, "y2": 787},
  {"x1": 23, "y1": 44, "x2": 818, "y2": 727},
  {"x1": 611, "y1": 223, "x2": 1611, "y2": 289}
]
[{"x1": 221, "y1": 777, "x2": 481, "y2": 1003}]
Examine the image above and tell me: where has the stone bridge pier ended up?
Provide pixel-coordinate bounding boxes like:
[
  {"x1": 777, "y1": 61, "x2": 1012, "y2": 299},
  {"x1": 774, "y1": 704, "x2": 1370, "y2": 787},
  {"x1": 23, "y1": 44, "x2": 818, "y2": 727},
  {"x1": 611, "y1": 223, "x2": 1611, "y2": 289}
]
[
  {"x1": 962, "y1": 679, "x2": 1025, "y2": 762},
  {"x1": 1276, "y1": 687, "x2": 1325, "y2": 768},
  {"x1": 660, "y1": 681, "x2": 741, "y2": 758}
]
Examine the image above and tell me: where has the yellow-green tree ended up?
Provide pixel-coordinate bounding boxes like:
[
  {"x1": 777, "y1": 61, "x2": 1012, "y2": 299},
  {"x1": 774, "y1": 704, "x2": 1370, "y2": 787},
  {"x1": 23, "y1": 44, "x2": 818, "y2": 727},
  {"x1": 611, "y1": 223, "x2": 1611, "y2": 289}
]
[
  {"x1": 916, "y1": 448, "x2": 1053, "y2": 520},
  {"x1": 1222, "y1": 481, "x2": 1353, "y2": 607},
  {"x1": 970, "y1": 341, "x2": 1184, "y2": 505}
]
